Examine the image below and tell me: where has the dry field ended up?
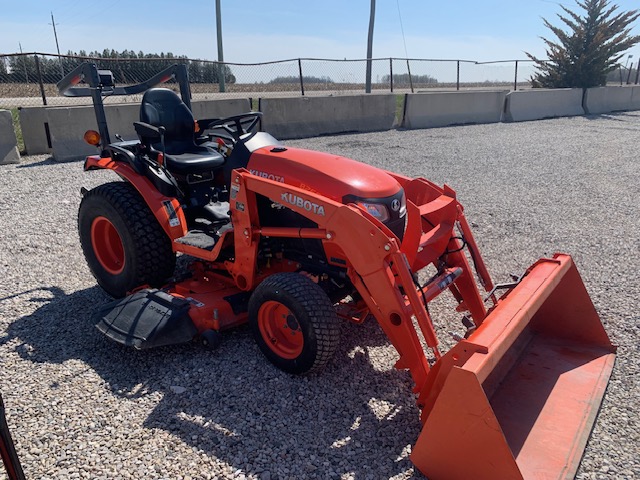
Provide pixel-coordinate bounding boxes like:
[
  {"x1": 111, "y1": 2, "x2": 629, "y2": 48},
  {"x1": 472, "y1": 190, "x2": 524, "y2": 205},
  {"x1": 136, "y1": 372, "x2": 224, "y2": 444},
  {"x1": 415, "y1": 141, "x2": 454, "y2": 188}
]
[{"x1": 0, "y1": 81, "x2": 528, "y2": 108}]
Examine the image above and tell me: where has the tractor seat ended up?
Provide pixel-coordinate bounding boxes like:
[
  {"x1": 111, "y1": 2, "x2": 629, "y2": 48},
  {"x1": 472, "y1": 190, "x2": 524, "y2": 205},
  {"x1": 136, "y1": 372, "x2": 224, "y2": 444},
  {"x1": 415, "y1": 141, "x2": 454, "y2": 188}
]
[
  {"x1": 161, "y1": 146, "x2": 224, "y2": 176},
  {"x1": 138, "y1": 88, "x2": 224, "y2": 175}
]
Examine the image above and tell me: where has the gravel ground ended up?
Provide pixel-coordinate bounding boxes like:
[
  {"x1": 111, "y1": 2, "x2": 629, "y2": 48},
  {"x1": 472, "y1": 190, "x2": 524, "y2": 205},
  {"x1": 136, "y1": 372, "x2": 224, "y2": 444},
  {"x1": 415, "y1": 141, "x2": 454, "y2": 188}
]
[{"x1": 0, "y1": 112, "x2": 638, "y2": 479}]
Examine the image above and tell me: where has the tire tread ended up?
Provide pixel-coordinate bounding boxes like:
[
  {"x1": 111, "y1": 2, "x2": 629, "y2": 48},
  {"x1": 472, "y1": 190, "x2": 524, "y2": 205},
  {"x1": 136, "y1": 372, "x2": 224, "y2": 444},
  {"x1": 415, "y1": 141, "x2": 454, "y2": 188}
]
[
  {"x1": 79, "y1": 181, "x2": 175, "y2": 296},
  {"x1": 250, "y1": 273, "x2": 340, "y2": 374}
]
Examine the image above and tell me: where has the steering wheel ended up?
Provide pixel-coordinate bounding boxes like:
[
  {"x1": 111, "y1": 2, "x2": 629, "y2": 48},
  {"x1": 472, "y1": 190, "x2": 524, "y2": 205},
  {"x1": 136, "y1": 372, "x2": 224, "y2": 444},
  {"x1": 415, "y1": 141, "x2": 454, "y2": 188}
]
[{"x1": 200, "y1": 112, "x2": 263, "y2": 142}]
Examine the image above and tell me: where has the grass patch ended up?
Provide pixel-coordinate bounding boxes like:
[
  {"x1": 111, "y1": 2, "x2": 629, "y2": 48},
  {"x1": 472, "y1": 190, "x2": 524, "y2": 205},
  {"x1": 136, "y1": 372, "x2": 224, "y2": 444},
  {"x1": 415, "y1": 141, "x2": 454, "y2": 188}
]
[
  {"x1": 10, "y1": 108, "x2": 25, "y2": 154},
  {"x1": 395, "y1": 94, "x2": 405, "y2": 126}
]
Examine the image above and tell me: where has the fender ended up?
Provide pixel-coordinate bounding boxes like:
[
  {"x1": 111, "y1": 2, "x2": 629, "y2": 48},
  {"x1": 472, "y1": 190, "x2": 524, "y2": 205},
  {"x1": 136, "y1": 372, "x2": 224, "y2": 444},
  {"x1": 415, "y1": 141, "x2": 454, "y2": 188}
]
[{"x1": 84, "y1": 155, "x2": 187, "y2": 240}]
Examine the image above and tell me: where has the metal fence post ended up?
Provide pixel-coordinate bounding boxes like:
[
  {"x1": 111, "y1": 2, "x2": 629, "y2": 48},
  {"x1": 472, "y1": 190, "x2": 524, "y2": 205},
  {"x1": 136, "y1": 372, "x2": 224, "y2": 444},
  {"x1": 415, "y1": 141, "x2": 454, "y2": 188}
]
[
  {"x1": 298, "y1": 58, "x2": 305, "y2": 96},
  {"x1": 456, "y1": 60, "x2": 460, "y2": 91},
  {"x1": 635, "y1": 60, "x2": 640, "y2": 84},
  {"x1": 34, "y1": 55, "x2": 47, "y2": 106},
  {"x1": 389, "y1": 58, "x2": 394, "y2": 92},
  {"x1": 218, "y1": 62, "x2": 226, "y2": 93},
  {"x1": 619, "y1": 66, "x2": 623, "y2": 86},
  {"x1": 406, "y1": 59, "x2": 414, "y2": 93},
  {"x1": 514, "y1": 60, "x2": 519, "y2": 91}
]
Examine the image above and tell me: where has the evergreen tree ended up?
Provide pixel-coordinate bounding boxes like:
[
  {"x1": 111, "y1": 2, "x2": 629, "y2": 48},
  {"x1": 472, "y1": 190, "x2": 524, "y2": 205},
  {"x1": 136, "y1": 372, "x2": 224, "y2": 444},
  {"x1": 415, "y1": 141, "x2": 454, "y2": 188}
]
[{"x1": 526, "y1": 0, "x2": 639, "y2": 88}]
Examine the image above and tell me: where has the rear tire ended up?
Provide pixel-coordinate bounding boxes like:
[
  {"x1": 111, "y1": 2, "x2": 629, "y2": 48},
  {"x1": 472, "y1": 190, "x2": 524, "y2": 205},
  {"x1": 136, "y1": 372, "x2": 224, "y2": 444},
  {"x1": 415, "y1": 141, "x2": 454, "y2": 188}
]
[
  {"x1": 249, "y1": 273, "x2": 340, "y2": 374},
  {"x1": 78, "y1": 181, "x2": 176, "y2": 298}
]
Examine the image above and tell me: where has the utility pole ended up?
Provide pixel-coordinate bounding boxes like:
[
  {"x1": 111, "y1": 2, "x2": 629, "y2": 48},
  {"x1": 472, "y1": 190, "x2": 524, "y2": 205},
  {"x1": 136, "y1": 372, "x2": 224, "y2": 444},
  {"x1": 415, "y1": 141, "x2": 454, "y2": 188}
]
[
  {"x1": 215, "y1": 0, "x2": 225, "y2": 93},
  {"x1": 49, "y1": 12, "x2": 64, "y2": 79},
  {"x1": 365, "y1": 0, "x2": 376, "y2": 93},
  {"x1": 19, "y1": 42, "x2": 28, "y2": 83}
]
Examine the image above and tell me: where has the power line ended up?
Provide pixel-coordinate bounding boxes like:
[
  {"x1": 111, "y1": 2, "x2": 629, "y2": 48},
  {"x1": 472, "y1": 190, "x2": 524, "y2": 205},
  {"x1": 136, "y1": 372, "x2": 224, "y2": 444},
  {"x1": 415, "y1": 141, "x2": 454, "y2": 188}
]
[
  {"x1": 64, "y1": 0, "x2": 124, "y2": 28},
  {"x1": 396, "y1": 0, "x2": 410, "y2": 59},
  {"x1": 57, "y1": 0, "x2": 86, "y2": 18}
]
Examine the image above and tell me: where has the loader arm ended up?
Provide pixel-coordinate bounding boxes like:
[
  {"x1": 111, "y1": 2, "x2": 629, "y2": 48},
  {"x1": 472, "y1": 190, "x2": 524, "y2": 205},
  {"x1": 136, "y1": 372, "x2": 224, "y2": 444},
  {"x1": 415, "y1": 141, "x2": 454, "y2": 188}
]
[
  {"x1": 230, "y1": 169, "x2": 616, "y2": 480},
  {"x1": 228, "y1": 169, "x2": 491, "y2": 390}
]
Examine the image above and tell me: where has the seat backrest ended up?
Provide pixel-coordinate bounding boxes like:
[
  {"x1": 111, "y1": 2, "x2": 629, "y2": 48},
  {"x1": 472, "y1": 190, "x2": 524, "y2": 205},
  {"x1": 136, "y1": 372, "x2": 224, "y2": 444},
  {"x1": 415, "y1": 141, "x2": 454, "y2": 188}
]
[{"x1": 139, "y1": 88, "x2": 195, "y2": 154}]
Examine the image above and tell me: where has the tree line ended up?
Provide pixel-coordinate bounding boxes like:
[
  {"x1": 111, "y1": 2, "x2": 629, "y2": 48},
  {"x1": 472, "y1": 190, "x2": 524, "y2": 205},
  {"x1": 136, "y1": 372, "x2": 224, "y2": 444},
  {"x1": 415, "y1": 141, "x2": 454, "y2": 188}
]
[
  {"x1": 0, "y1": 49, "x2": 236, "y2": 84},
  {"x1": 269, "y1": 75, "x2": 333, "y2": 84},
  {"x1": 381, "y1": 73, "x2": 437, "y2": 84}
]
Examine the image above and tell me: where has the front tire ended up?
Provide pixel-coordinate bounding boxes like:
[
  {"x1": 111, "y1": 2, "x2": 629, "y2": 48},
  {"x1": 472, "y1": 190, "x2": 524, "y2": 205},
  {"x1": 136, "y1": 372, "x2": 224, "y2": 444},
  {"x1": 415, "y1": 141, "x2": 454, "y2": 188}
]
[
  {"x1": 78, "y1": 181, "x2": 176, "y2": 298},
  {"x1": 249, "y1": 273, "x2": 340, "y2": 374}
]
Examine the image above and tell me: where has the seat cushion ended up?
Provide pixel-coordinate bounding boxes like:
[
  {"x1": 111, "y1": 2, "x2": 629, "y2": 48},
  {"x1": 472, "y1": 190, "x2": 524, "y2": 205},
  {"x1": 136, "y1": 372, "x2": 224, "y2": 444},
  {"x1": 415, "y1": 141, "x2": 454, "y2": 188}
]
[
  {"x1": 164, "y1": 146, "x2": 225, "y2": 175},
  {"x1": 138, "y1": 89, "x2": 224, "y2": 175}
]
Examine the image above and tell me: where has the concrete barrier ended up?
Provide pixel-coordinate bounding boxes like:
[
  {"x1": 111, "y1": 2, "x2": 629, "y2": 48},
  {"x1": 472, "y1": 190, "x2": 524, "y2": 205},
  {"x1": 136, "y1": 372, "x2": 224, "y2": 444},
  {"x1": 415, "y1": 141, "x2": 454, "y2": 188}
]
[
  {"x1": 18, "y1": 107, "x2": 51, "y2": 155},
  {"x1": 504, "y1": 88, "x2": 584, "y2": 122},
  {"x1": 631, "y1": 86, "x2": 640, "y2": 111},
  {"x1": 0, "y1": 110, "x2": 20, "y2": 165},
  {"x1": 402, "y1": 91, "x2": 507, "y2": 129},
  {"x1": 46, "y1": 104, "x2": 139, "y2": 162},
  {"x1": 45, "y1": 98, "x2": 251, "y2": 162},
  {"x1": 259, "y1": 95, "x2": 396, "y2": 139},
  {"x1": 191, "y1": 98, "x2": 251, "y2": 120},
  {"x1": 584, "y1": 86, "x2": 634, "y2": 114}
]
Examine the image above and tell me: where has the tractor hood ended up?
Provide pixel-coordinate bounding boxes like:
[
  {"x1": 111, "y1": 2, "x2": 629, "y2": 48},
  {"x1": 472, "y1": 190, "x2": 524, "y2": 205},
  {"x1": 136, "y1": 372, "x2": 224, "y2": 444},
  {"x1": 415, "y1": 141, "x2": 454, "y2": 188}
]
[{"x1": 247, "y1": 146, "x2": 401, "y2": 201}]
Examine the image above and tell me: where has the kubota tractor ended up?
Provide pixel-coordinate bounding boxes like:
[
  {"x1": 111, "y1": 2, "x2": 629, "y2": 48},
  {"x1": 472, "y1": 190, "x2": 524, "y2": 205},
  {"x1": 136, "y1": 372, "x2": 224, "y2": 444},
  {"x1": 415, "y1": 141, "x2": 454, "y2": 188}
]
[{"x1": 59, "y1": 63, "x2": 616, "y2": 480}]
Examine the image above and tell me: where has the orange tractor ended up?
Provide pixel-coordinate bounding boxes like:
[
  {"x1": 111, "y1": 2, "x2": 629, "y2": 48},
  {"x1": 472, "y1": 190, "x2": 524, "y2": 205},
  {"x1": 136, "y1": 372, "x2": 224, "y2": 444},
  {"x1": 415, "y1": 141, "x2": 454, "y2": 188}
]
[{"x1": 60, "y1": 63, "x2": 615, "y2": 479}]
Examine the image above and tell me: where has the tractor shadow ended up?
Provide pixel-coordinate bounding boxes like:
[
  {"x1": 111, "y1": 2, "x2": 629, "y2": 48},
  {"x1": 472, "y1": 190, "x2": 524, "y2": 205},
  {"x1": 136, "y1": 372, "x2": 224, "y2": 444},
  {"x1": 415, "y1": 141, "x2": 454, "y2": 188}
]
[
  {"x1": 3, "y1": 286, "x2": 424, "y2": 479},
  {"x1": 15, "y1": 156, "x2": 58, "y2": 168}
]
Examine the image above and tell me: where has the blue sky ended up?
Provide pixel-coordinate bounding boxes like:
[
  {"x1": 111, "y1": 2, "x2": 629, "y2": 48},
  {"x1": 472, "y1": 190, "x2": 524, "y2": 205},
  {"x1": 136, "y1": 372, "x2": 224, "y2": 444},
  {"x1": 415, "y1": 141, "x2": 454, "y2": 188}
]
[{"x1": 1, "y1": 0, "x2": 639, "y2": 63}]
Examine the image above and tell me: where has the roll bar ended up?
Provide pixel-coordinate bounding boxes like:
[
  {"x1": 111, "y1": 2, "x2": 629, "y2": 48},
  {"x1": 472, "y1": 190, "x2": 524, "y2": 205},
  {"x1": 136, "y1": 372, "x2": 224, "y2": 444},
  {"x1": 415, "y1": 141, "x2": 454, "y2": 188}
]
[{"x1": 56, "y1": 62, "x2": 192, "y2": 149}]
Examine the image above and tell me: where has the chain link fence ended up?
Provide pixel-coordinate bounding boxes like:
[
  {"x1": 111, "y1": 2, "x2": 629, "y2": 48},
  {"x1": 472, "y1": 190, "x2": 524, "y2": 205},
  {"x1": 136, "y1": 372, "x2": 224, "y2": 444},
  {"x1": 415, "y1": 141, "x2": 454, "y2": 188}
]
[{"x1": 2, "y1": 52, "x2": 639, "y2": 109}]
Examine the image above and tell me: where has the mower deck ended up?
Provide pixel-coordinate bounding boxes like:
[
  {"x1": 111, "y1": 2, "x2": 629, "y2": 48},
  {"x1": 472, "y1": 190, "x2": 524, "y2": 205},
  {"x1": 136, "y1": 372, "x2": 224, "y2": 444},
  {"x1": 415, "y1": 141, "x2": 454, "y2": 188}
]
[{"x1": 95, "y1": 289, "x2": 197, "y2": 349}]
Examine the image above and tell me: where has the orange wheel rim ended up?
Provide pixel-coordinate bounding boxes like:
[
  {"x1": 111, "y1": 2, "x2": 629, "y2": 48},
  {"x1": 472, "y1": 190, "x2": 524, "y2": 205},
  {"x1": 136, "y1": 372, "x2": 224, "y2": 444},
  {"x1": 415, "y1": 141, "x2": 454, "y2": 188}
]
[
  {"x1": 257, "y1": 301, "x2": 303, "y2": 359},
  {"x1": 91, "y1": 216, "x2": 125, "y2": 275}
]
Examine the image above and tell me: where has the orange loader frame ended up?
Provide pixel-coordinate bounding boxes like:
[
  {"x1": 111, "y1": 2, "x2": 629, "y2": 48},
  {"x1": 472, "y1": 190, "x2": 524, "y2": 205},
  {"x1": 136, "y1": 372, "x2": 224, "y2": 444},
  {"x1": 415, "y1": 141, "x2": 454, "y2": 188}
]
[{"x1": 87, "y1": 153, "x2": 616, "y2": 480}]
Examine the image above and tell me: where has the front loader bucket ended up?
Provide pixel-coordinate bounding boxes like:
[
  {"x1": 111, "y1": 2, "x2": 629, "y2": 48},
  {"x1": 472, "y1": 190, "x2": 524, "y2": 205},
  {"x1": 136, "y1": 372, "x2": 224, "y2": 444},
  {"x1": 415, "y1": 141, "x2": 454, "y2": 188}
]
[{"x1": 411, "y1": 254, "x2": 615, "y2": 480}]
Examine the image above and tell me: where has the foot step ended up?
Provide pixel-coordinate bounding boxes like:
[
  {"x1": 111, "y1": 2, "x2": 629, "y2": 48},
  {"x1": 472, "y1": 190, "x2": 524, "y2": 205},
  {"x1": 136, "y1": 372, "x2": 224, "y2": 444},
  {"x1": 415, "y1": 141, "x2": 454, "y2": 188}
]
[{"x1": 175, "y1": 230, "x2": 218, "y2": 250}]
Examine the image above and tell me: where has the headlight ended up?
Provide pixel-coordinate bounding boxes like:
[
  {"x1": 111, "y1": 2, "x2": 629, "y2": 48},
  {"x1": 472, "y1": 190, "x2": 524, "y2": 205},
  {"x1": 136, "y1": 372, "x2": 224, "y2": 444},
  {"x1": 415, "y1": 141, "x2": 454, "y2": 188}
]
[
  {"x1": 357, "y1": 202, "x2": 390, "y2": 223},
  {"x1": 399, "y1": 191, "x2": 407, "y2": 217}
]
